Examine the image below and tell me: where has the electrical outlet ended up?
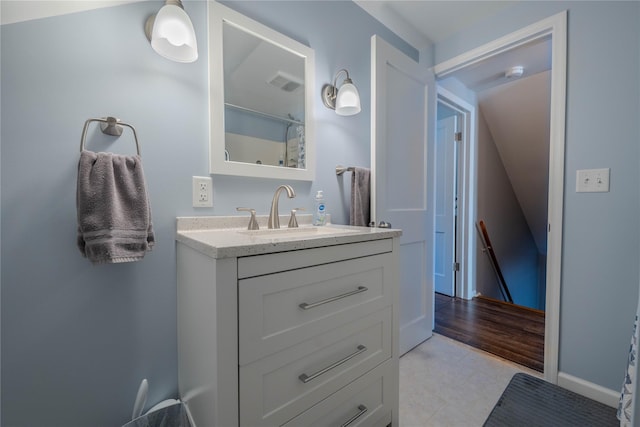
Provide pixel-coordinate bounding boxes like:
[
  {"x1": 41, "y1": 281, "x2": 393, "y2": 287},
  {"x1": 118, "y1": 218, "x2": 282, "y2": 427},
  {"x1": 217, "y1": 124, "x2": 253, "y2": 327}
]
[{"x1": 192, "y1": 176, "x2": 213, "y2": 207}]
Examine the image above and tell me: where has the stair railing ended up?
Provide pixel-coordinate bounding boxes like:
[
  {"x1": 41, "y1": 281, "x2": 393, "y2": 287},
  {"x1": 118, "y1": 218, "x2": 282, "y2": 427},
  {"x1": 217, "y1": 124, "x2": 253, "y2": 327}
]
[{"x1": 476, "y1": 220, "x2": 514, "y2": 304}]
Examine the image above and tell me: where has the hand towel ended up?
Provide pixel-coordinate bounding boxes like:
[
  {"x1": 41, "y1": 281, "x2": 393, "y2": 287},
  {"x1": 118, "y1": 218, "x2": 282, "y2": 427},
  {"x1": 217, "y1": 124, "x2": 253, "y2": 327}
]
[
  {"x1": 350, "y1": 167, "x2": 371, "y2": 226},
  {"x1": 76, "y1": 150, "x2": 154, "y2": 264}
]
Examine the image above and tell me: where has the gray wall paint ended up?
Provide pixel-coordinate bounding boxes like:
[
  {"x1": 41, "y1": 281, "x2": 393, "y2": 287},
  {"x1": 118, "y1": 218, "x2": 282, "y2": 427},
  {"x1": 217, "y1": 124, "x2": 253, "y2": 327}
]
[
  {"x1": 437, "y1": 1, "x2": 640, "y2": 392},
  {"x1": 0, "y1": 1, "x2": 415, "y2": 426},
  {"x1": 476, "y1": 109, "x2": 541, "y2": 309}
]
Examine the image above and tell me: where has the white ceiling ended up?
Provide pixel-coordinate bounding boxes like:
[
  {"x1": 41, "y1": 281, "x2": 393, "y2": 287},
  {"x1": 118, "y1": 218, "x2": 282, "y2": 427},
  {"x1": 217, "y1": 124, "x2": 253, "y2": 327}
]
[{"x1": 447, "y1": 37, "x2": 551, "y2": 92}]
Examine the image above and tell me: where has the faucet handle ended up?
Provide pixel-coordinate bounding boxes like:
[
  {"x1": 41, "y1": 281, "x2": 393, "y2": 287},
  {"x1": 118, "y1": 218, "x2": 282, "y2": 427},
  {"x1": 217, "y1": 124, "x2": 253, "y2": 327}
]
[
  {"x1": 236, "y1": 207, "x2": 259, "y2": 230},
  {"x1": 288, "y1": 207, "x2": 305, "y2": 228}
]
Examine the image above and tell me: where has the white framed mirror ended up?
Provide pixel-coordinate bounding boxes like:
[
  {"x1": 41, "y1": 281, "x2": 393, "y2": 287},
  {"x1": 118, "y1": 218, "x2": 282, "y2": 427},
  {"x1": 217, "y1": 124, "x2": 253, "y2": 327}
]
[{"x1": 209, "y1": 2, "x2": 315, "y2": 180}]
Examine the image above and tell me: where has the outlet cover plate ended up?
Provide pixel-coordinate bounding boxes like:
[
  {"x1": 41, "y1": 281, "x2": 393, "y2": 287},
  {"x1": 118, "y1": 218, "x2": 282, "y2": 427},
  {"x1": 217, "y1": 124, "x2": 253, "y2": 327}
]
[{"x1": 192, "y1": 176, "x2": 213, "y2": 207}]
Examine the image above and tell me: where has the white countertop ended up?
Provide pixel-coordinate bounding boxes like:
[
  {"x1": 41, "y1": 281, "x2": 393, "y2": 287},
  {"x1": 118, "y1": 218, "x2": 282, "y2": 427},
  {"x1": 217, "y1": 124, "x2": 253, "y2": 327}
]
[{"x1": 176, "y1": 215, "x2": 402, "y2": 259}]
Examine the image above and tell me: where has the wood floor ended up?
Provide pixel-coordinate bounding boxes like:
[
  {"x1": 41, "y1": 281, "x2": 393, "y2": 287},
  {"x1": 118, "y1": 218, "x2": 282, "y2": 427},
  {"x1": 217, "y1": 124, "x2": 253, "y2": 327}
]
[{"x1": 434, "y1": 293, "x2": 545, "y2": 372}]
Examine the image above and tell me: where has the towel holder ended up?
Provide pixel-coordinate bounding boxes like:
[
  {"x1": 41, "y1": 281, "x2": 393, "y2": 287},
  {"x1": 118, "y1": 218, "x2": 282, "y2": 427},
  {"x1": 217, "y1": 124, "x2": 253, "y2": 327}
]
[
  {"x1": 336, "y1": 165, "x2": 355, "y2": 175},
  {"x1": 80, "y1": 117, "x2": 141, "y2": 155}
]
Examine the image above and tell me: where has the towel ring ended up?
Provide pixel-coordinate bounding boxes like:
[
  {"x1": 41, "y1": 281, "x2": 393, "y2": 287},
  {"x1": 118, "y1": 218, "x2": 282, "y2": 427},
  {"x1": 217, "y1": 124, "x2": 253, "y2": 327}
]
[{"x1": 80, "y1": 117, "x2": 141, "y2": 156}]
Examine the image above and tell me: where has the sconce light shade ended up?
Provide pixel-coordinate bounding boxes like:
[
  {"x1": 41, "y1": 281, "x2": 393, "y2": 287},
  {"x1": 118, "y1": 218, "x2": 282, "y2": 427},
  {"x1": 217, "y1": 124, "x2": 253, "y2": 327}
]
[
  {"x1": 335, "y1": 80, "x2": 361, "y2": 116},
  {"x1": 322, "y1": 69, "x2": 361, "y2": 116},
  {"x1": 145, "y1": 0, "x2": 198, "y2": 63}
]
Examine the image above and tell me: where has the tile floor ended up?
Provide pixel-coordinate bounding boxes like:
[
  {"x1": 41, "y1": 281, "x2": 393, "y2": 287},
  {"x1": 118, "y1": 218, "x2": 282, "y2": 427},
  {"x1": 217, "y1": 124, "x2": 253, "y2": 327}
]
[{"x1": 399, "y1": 333, "x2": 542, "y2": 426}]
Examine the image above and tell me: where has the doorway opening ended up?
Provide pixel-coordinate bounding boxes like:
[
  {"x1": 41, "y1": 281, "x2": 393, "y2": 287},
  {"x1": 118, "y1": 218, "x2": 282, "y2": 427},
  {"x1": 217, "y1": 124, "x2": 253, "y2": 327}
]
[
  {"x1": 433, "y1": 86, "x2": 548, "y2": 373},
  {"x1": 434, "y1": 47, "x2": 551, "y2": 373},
  {"x1": 431, "y1": 11, "x2": 566, "y2": 382},
  {"x1": 434, "y1": 97, "x2": 466, "y2": 299}
]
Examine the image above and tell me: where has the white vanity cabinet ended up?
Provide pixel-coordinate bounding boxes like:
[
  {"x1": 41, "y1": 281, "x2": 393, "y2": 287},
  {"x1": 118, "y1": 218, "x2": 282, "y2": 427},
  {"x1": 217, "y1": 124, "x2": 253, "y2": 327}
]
[{"x1": 176, "y1": 217, "x2": 401, "y2": 427}]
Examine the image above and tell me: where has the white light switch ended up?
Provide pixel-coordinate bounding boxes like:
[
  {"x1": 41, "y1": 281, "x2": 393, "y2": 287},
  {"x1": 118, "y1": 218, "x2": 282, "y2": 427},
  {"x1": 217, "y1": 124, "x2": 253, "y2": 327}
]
[{"x1": 576, "y1": 168, "x2": 610, "y2": 193}]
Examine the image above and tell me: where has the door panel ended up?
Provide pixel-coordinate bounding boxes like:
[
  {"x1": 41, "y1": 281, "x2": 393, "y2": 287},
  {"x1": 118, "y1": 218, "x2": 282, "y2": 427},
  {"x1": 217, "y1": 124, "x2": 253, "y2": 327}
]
[
  {"x1": 371, "y1": 35, "x2": 435, "y2": 355},
  {"x1": 434, "y1": 115, "x2": 457, "y2": 296}
]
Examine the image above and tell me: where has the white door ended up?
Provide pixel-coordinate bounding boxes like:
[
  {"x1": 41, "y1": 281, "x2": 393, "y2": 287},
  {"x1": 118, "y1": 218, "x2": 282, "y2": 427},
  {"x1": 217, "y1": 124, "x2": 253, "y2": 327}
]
[
  {"x1": 434, "y1": 113, "x2": 457, "y2": 296},
  {"x1": 371, "y1": 35, "x2": 435, "y2": 355}
]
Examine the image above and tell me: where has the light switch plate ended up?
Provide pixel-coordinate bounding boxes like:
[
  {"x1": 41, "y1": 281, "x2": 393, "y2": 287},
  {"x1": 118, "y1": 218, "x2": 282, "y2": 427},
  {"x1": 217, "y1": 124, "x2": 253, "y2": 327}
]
[{"x1": 576, "y1": 168, "x2": 610, "y2": 193}]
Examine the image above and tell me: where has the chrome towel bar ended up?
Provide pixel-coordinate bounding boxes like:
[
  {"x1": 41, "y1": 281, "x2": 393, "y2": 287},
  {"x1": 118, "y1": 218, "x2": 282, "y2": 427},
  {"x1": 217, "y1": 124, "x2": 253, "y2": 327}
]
[{"x1": 336, "y1": 165, "x2": 355, "y2": 175}]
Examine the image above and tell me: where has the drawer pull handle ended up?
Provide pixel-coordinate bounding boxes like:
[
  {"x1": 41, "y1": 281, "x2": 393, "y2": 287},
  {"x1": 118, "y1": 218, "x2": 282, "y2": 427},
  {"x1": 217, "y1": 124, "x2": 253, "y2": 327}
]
[
  {"x1": 298, "y1": 345, "x2": 367, "y2": 384},
  {"x1": 341, "y1": 404, "x2": 368, "y2": 427},
  {"x1": 299, "y1": 286, "x2": 368, "y2": 310}
]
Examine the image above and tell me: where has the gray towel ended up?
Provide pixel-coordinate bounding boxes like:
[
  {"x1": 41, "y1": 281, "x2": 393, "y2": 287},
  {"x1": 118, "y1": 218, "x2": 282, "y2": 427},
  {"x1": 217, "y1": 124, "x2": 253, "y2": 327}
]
[
  {"x1": 76, "y1": 150, "x2": 154, "y2": 264},
  {"x1": 350, "y1": 167, "x2": 371, "y2": 226}
]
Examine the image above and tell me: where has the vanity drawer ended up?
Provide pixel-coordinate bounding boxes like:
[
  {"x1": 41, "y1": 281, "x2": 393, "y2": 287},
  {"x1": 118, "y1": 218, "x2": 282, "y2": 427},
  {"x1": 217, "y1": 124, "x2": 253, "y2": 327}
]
[
  {"x1": 237, "y1": 238, "x2": 393, "y2": 278},
  {"x1": 282, "y1": 360, "x2": 395, "y2": 427},
  {"x1": 238, "y1": 253, "x2": 393, "y2": 364},
  {"x1": 239, "y1": 308, "x2": 392, "y2": 427}
]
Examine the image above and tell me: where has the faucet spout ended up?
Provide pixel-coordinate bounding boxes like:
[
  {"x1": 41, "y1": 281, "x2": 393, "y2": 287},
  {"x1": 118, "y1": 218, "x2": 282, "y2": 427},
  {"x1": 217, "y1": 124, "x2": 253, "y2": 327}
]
[{"x1": 268, "y1": 185, "x2": 296, "y2": 229}]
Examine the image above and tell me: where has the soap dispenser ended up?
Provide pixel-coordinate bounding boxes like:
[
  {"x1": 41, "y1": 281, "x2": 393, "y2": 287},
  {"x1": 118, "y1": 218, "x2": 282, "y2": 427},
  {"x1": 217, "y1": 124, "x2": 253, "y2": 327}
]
[{"x1": 313, "y1": 190, "x2": 326, "y2": 226}]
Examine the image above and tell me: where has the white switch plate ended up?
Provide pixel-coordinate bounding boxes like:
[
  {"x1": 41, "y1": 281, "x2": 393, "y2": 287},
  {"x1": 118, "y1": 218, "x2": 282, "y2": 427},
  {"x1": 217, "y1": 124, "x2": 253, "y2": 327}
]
[
  {"x1": 576, "y1": 168, "x2": 610, "y2": 193},
  {"x1": 192, "y1": 176, "x2": 213, "y2": 207}
]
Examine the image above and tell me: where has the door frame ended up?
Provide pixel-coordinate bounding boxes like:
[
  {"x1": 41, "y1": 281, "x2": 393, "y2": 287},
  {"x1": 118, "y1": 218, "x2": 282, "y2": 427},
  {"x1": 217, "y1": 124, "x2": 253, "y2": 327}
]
[
  {"x1": 436, "y1": 88, "x2": 476, "y2": 301},
  {"x1": 433, "y1": 11, "x2": 567, "y2": 383}
]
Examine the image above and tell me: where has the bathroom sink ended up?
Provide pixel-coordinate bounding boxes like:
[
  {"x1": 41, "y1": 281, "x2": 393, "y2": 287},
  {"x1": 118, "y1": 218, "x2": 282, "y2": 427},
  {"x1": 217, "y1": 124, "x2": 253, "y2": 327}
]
[{"x1": 237, "y1": 226, "x2": 360, "y2": 240}]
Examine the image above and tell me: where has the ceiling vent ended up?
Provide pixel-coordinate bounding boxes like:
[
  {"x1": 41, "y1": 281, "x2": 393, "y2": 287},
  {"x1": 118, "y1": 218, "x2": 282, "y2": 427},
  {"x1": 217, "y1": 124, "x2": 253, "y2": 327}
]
[{"x1": 268, "y1": 71, "x2": 303, "y2": 92}]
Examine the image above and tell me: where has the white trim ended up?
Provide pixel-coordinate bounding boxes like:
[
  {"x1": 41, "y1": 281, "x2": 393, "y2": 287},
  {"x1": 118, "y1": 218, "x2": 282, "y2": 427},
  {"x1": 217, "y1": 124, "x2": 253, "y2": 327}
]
[
  {"x1": 433, "y1": 11, "x2": 567, "y2": 384},
  {"x1": 557, "y1": 372, "x2": 621, "y2": 408},
  {"x1": 543, "y1": 10, "x2": 567, "y2": 386},
  {"x1": 436, "y1": 87, "x2": 476, "y2": 301}
]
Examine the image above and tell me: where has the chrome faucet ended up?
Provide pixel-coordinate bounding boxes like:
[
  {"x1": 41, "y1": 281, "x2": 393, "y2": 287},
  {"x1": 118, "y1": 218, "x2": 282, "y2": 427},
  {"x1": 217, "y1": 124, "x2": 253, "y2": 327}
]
[{"x1": 268, "y1": 185, "x2": 296, "y2": 229}]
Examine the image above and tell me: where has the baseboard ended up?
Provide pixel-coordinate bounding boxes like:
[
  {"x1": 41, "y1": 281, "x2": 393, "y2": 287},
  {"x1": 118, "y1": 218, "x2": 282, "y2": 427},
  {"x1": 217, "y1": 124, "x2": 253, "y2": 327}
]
[{"x1": 557, "y1": 372, "x2": 621, "y2": 408}]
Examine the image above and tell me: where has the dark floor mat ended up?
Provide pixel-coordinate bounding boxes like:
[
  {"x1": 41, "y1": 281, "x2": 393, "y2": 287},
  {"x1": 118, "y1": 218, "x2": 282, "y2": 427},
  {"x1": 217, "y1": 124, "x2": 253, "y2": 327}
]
[{"x1": 484, "y1": 373, "x2": 619, "y2": 427}]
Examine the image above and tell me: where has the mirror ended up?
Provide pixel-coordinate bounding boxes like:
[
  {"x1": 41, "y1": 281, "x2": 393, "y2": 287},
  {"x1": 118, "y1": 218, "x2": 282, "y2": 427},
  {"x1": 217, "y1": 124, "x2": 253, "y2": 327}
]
[{"x1": 209, "y1": 2, "x2": 315, "y2": 180}]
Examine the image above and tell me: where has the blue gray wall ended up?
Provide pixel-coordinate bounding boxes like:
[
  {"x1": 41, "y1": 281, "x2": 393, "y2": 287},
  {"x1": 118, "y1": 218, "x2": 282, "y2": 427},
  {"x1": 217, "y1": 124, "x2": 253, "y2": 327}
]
[
  {"x1": 0, "y1": 1, "x2": 415, "y2": 426},
  {"x1": 2, "y1": 1, "x2": 639, "y2": 425},
  {"x1": 436, "y1": 1, "x2": 640, "y2": 392}
]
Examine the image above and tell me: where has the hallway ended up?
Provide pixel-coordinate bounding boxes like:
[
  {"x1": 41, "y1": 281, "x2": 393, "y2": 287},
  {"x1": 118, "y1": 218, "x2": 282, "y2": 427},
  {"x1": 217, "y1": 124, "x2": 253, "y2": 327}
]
[{"x1": 434, "y1": 293, "x2": 545, "y2": 372}]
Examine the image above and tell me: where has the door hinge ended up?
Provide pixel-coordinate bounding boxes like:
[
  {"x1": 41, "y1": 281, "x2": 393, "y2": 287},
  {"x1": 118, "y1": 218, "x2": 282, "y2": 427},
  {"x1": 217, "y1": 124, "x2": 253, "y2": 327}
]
[
  {"x1": 453, "y1": 262, "x2": 460, "y2": 272},
  {"x1": 454, "y1": 132, "x2": 462, "y2": 142}
]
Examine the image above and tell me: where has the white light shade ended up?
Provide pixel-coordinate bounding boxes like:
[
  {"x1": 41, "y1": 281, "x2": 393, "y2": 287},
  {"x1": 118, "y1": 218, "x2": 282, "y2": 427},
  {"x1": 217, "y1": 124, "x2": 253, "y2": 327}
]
[
  {"x1": 150, "y1": 4, "x2": 198, "y2": 63},
  {"x1": 335, "y1": 82, "x2": 361, "y2": 116}
]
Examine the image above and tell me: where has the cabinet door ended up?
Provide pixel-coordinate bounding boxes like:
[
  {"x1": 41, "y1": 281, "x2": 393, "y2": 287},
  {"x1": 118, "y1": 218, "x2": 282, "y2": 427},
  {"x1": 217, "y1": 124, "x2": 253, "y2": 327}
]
[{"x1": 238, "y1": 253, "x2": 392, "y2": 364}]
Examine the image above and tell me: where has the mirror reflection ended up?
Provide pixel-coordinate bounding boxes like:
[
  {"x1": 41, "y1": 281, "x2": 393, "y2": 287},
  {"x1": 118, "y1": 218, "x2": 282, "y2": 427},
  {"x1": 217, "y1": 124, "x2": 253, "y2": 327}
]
[{"x1": 223, "y1": 22, "x2": 306, "y2": 169}]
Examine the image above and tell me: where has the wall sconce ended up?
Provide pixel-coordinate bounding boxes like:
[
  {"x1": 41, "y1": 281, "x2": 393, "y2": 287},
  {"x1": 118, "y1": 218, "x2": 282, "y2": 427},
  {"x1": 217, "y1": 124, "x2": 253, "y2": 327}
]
[
  {"x1": 145, "y1": 0, "x2": 198, "y2": 63},
  {"x1": 321, "y1": 69, "x2": 361, "y2": 116}
]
